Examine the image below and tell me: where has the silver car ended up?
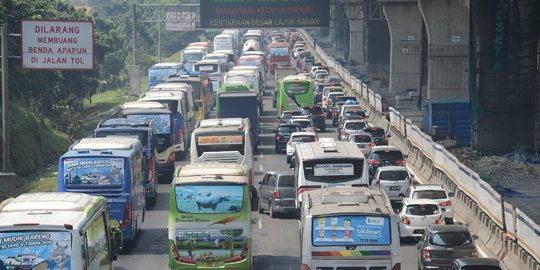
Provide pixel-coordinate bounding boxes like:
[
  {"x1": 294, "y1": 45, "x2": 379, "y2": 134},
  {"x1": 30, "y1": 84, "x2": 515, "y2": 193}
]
[
  {"x1": 338, "y1": 119, "x2": 367, "y2": 141},
  {"x1": 371, "y1": 166, "x2": 412, "y2": 201},
  {"x1": 347, "y1": 133, "x2": 376, "y2": 155}
]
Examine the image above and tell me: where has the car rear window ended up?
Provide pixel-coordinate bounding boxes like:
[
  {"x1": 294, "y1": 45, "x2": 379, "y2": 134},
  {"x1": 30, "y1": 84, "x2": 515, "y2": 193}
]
[
  {"x1": 345, "y1": 122, "x2": 366, "y2": 130},
  {"x1": 304, "y1": 106, "x2": 323, "y2": 115},
  {"x1": 365, "y1": 128, "x2": 385, "y2": 137},
  {"x1": 278, "y1": 175, "x2": 294, "y2": 187},
  {"x1": 292, "y1": 135, "x2": 316, "y2": 143},
  {"x1": 345, "y1": 110, "x2": 366, "y2": 118},
  {"x1": 412, "y1": 190, "x2": 447, "y2": 200},
  {"x1": 379, "y1": 170, "x2": 409, "y2": 180},
  {"x1": 405, "y1": 204, "x2": 440, "y2": 215},
  {"x1": 278, "y1": 126, "x2": 300, "y2": 134},
  {"x1": 371, "y1": 150, "x2": 404, "y2": 161},
  {"x1": 293, "y1": 121, "x2": 311, "y2": 129},
  {"x1": 351, "y1": 135, "x2": 372, "y2": 143},
  {"x1": 429, "y1": 232, "x2": 473, "y2": 246}
]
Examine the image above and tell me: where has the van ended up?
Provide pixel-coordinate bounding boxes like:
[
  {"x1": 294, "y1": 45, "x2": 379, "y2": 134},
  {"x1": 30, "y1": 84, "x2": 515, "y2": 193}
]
[
  {"x1": 58, "y1": 138, "x2": 146, "y2": 244},
  {"x1": 0, "y1": 192, "x2": 123, "y2": 269}
]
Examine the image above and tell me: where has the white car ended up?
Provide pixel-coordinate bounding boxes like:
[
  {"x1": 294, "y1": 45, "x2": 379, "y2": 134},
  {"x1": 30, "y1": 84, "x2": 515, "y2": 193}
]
[
  {"x1": 371, "y1": 166, "x2": 412, "y2": 201},
  {"x1": 286, "y1": 132, "x2": 317, "y2": 163},
  {"x1": 347, "y1": 133, "x2": 376, "y2": 155},
  {"x1": 405, "y1": 184, "x2": 455, "y2": 224},
  {"x1": 288, "y1": 118, "x2": 315, "y2": 133},
  {"x1": 398, "y1": 199, "x2": 445, "y2": 238}
]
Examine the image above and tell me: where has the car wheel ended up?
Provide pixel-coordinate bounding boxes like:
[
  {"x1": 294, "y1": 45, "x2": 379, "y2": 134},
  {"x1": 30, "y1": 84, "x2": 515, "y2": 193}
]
[
  {"x1": 269, "y1": 202, "x2": 276, "y2": 218},
  {"x1": 258, "y1": 198, "x2": 264, "y2": 214}
]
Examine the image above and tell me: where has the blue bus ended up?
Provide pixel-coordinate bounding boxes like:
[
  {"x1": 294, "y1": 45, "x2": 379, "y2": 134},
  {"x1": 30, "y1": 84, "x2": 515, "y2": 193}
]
[
  {"x1": 94, "y1": 118, "x2": 159, "y2": 206},
  {"x1": 58, "y1": 137, "x2": 146, "y2": 245},
  {"x1": 120, "y1": 101, "x2": 176, "y2": 181},
  {"x1": 148, "y1": 63, "x2": 186, "y2": 89}
]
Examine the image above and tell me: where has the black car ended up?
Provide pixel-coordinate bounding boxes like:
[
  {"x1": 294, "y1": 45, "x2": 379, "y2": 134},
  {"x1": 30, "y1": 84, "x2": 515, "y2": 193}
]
[
  {"x1": 273, "y1": 123, "x2": 301, "y2": 153},
  {"x1": 326, "y1": 93, "x2": 345, "y2": 118},
  {"x1": 302, "y1": 105, "x2": 326, "y2": 132},
  {"x1": 279, "y1": 110, "x2": 303, "y2": 124},
  {"x1": 367, "y1": 146, "x2": 407, "y2": 175},
  {"x1": 450, "y1": 258, "x2": 502, "y2": 270},
  {"x1": 363, "y1": 126, "x2": 389, "y2": 145}
]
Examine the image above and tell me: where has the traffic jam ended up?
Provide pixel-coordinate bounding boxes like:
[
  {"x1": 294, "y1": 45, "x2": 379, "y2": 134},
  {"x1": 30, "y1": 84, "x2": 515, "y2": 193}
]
[{"x1": 0, "y1": 28, "x2": 501, "y2": 270}]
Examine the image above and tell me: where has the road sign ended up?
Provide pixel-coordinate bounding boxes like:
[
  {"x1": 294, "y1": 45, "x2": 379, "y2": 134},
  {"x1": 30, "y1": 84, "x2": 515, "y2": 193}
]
[
  {"x1": 21, "y1": 20, "x2": 94, "y2": 70},
  {"x1": 166, "y1": 12, "x2": 196, "y2": 31}
]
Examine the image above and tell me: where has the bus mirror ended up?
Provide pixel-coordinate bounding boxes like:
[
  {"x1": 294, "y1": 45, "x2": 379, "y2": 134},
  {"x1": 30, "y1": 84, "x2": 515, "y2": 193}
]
[{"x1": 110, "y1": 227, "x2": 123, "y2": 261}]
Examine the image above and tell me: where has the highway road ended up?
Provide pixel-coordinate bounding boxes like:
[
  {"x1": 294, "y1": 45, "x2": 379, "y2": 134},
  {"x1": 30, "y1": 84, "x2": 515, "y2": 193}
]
[{"x1": 114, "y1": 74, "x2": 420, "y2": 270}]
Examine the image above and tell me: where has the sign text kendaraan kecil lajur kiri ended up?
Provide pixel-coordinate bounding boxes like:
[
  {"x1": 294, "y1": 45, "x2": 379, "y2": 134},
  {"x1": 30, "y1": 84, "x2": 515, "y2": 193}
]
[{"x1": 200, "y1": 0, "x2": 330, "y2": 29}]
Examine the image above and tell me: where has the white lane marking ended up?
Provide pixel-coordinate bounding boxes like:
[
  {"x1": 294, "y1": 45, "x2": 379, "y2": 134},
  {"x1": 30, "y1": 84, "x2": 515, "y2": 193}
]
[
  {"x1": 259, "y1": 163, "x2": 263, "y2": 171},
  {"x1": 258, "y1": 217, "x2": 262, "y2": 229}
]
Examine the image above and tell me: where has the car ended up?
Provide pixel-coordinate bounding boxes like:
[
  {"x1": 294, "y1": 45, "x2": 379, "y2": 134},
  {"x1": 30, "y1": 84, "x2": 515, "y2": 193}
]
[
  {"x1": 363, "y1": 126, "x2": 389, "y2": 146},
  {"x1": 398, "y1": 199, "x2": 445, "y2": 238},
  {"x1": 330, "y1": 101, "x2": 346, "y2": 126},
  {"x1": 293, "y1": 47, "x2": 305, "y2": 58},
  {"x1": 257, "y1": 171, "x2": 297, "y2": 217},
  {"x1": 313, "y1": 72, "x2": 329, "y2": 83},
  {"x1": 347, "y1": 133, "x2": 376, "y2": 155},
  {"x1": 286, "y1": 132, "x2": 317, "y2": 163},
  {"x1": 450, "y1": 258, "x2": 502, "y2": 270},
  {"x1": 326, "y1": 92, "x2": 346, "y2": 118},
  {"x1": 417, "y1": 225, "x2": 479, "y2": 270},
  {"x1": 279, "y1": 110, "x2": 303, "y2": 124},
  {"x1": 302, "y1": 105, "x2": 326, "y2": 132},
  {"x1": 325, "y1": 75, "x2": 341, "y2": 84},
  {"x1": 288, "y1": 118, "x2": 316, "y2": 133},
  {"x1": 338, "y1": 119, "x2": 368, "y2": 141},
  {"x1": 274, "y1": 123, "x2": 302, "y2": 153},
  {"x1": 367, "y1": 146, "x2": 407, "y2": 174},
  {"x1": 406, "y1": 184, "x2": 455, "y2": 224},
  {"x1": 371, "y1": 166, "x2": 412, "y2": 201},
  {"x1": 322, "y1": 87, "x2": 344, "y2": 112}
]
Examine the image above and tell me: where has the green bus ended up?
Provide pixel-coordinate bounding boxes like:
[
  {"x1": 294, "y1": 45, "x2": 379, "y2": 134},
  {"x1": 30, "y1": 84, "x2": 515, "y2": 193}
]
[
  {"x1": 215, "y1": 78, "x2": 253, "y2": 117},
  {"x1": 168, "y1": 163, "x2": 252, "y2": 270},
  {"x1": 277, "y1": 74, "x2": 314, "y2": 118}
]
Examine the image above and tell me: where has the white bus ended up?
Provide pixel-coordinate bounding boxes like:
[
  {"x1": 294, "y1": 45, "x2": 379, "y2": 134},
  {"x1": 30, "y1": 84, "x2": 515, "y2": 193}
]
[
  {"x1": 291, "y1": 140, "x2": 370, "y2": 209},
  {"x1": 300, "y1": 186, "x2": 401, "y2": 270},
  {"x1": 194, "y1": 59, "x2": 229, "y2": 93}
]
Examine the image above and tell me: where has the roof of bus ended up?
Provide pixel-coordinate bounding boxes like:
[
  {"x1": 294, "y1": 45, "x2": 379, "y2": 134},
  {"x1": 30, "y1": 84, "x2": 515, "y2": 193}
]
[
  {"x1": 98, "y1": 118, "x2": 153, "y2": 129},
  {"x1": 70, "y1": 137, "x2": 140, "y2": 151},
  {"x1": 303, "y1": 186, "x2": 392, "y2": 216},
  {"x1": 140, "y1": 90, "x2": 185, "y2": 100},
  {"x1": 196, "y1": 118, "x2": 250, "y2": 131},
  {"x1": 227, "y1": 70, "x2": 257, "y2": 76},
  {"x1": 269, "y1": 42, "x2": 289, "y2": 48},
  {"x1": 151, "y1": 82, "x2": 191, "y2": 91},
  {"x1": 183, "y1": 48, "x2": 205, "y2": 53},
  {"x1": 0, "y1": 193, "x2": 106, "y2": 229},
  {"x1": 238, "y1": 55, "x2": 263, "y2": 60},
  {"x1": 295, "y1": 141, "x2": 365, "y2": 161},
  {"x1": 232, "y1": 66, "x2": 260, "y2": 71},
  {"x1": 214, "y1": 34, "x2": 233, "y2": 38},
  {"x1": 122, "y1": 101, "x2": 167, "y2": 110},
  {"x1": 283, "y1": 75, "x2": 311, "y2": 82},
  {"x1": 173, "y1": 163, "x2": 247, "y2": 185},
  {"x1": 150, "y1": 62, "x2": 183, "y2": 68},
  {"x1": 195, "y1": 59, "x2": 222, "y2": 65}
]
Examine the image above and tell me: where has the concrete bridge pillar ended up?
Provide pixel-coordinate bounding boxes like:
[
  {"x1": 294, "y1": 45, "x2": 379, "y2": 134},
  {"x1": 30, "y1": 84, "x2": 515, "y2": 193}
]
[
  {"x1": 345, "y1": 4, "x2": 366, "y2": 66},
  {"x1": 418, "y1": 0, "x2": 469, "y2": 100},
  {"x1": 383, "y1": 1, "x2": 422, "y2": 93},
  {"x1": 329, "y1": 4, "x2": 337, "y2": 42}
]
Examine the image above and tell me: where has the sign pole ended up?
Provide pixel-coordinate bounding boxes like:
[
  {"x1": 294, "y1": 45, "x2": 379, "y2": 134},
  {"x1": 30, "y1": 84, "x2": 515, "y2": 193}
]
[
  {"x1": 157, "y1": 21, "x2": 161, "y2": 63},
  {"x1": 1, "y1": 27, "x2": 10, "y2": 171}
]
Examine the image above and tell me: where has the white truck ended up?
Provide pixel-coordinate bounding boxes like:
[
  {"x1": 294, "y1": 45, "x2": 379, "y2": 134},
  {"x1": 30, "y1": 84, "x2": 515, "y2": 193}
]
[{"x1": 273, "y1": 66, "x2": 298, "y2": 108}]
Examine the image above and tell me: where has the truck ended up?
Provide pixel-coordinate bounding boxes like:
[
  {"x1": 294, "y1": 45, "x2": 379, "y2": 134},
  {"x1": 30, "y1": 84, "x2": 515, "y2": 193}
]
[
  {"x1": 219, "y1": 91, "x2": 260, "y2": 150},
  {"x1": 273, "y1": 66, "x2": 298, "y2": 108}
]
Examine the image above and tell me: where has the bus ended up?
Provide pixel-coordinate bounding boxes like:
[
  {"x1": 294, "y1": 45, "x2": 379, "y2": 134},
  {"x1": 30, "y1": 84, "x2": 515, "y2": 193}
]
[
  {"x1": 0, "y1": 192, "x2": 123, "y2": 270},
  {"x1": 291, "y1": 140, "x2": 370, "y2": 210},
  {"x1": 94, "y1": 118, "x2": 159, "y2": 206},
  {"x1": 194, "y1": 59, "x2": 229, "y2": 93},
  {"x1": 167, "y1": 73, "x2": 214, "y2": 120},
  {"x1": 216, "y1": 77, "x2": 253, "y2": 116},
  {"x1": 58, "y1": 138, "x2": 146, "y2": 244},
  {"x1": 213, "y1": 34, "x2": 235, "y2": 55},
  {"x1": 277, "y1": 75, "x2": 315, "y2": 118},
  {"x1": 182, "y1": 48, "x2": 206, "y2": 71},
  {"x1": 300, "y1": 186, "x2": 401, "y2": 270},
  {"x1": 120, "y1": 101, "x2": 176, "y2": 179},
  {"x1": 267, "y1": 42, "x2": 291, "y2": 74},
  {"x1": 148, "y1": 63, "x2": 185, "y2": 89},
  {"x1": 168, "y1": 163, "x2": 252, "y2": 270}
]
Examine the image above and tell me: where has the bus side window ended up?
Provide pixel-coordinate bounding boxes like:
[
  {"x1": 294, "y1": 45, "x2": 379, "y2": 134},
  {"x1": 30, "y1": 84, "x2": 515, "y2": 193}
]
[{"x1": 182, "y1": 95, "x2": 190, "y2": 113}]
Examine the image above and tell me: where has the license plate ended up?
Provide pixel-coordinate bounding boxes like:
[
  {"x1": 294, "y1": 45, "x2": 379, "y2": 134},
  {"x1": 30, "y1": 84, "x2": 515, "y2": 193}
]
[
  {"x1": 389, "y1": 186, "x2": 400, "y2": 191},
  {"x1": 202, "y1": 262, "x2": 218, "y2": 267}
]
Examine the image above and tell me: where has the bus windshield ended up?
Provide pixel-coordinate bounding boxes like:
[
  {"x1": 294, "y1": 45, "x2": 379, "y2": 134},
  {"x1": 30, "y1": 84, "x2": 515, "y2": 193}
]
[
  {"x1": 182, "y1": 52, "x2": 203, "y2": 62},
  {"x1": 149, "y1": 68, "x2": 178, "y2": 82},
  {"x1": 126, "y1": 114, "x2": 171, "y2": 134},
  {"x1": 0, "y1": 231, "x2": 72, "y2": 268},
  {"x1": 303, "y1": 159, "x2": 364, "y2": 183},
  {"x1": 285, "y1": 82, "x2": 310, "y2": 95},
  {"x1": 238, "y1": 59, "x2": 260, "y2": 66},
  {"x1": 175, "y1": 184, "x2": 244, "y2": 214},
  {"x1": 63, "y1": 157, "x2": 125, "y2": 186},
  {"x1": 270, "y1": 47, "x2": 289, "y2": 57},
  {"x1": 312, "y1": 215, "x2": 391, "y2": 246},
  {"x1": 196, "y1": 133, "x2": 245, "y2": 156}
]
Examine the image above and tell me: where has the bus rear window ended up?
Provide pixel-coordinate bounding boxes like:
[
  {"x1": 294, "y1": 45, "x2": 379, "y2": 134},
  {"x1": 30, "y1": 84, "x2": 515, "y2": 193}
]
[
  {"x1": 303, "y1": 159, "x2": 363, "y2": 182},
  {"x1": 95, "y1": 131, "x2": 148, "y2": 147},
  {"x1": 285, "y1": 82, "x2": 309, "y2": 95},
  {"x1": 149, "y1": 68, "x2": 178, "y2": 82},
  {"x1": 175, "y1": 184, "x2": 244, "y2": 213},
  {"x1": 196, "y1": 134, "x2": 245, "y2": 156},
  {"x1": 312, "y1": 215, "x2": 391, "y2": 246},
  {"x1": 127, "y1": 114, "x2": 171, "y2": 134},
  {"x1": 63, "y1": 157, "x2": 125, "y2": 186},
  {"x1": 195, "y1": 64, "x2": 218, "y2": 73},
  {"x1": 270, "y1": 47, "x2": 289, "y2": 57},
  {"x1": 0, "y1": 231, "x2": 72, "y2": 268}
]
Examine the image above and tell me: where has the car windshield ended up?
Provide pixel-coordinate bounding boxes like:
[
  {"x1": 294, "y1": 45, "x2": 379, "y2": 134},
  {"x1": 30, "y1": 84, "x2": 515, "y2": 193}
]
[
  {"x1": 351, "y1": 135, "x2": 372, "y2": 143},
  {"x1": 291, "y1": 135, "x2": 315, "y2": 143},
  {"x1": 278, "y1": 126, "x2": 300, "y2": 134},
  {"x1": 379, "y1": 170, "x2": 409, "y2": 180},
  {"x1": 345, "y1": 122, "x2": 366, "y2": 130},
  {"x1": 429, "y1": 232, "x2": 473, "y2": 246},
  {"x1": 371, "y1": 150, "x2": 404, "y2": 161},
  {"x1": 405, "y1": 204, "x2": 440, "y2": 215},
  {"x1": 413, "y1": 190, "x2": 448, "y2": 200},
  {"x1": 278, "y1": 175, "x2": 295, "y2": 187}
]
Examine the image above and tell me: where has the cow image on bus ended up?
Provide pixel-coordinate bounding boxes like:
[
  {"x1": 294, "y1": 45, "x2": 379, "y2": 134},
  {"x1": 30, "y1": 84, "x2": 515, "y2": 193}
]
[{"x1": 277, "y1": 75, "x2": 314, "y2": 118}]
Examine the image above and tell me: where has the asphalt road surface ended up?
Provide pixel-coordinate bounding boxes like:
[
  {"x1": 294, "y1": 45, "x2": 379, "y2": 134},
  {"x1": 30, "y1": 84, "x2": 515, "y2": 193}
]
[{"x1": 114, "y1": 74, "x2": 419, "y2": 270}]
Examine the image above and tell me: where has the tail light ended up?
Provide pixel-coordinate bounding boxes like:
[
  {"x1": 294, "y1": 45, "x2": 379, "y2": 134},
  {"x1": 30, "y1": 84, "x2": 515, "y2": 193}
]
[
  {"x1": 179, "y1": 257, "x2": 197, "y2": 264},
  {"x1": 273, "y1": 191, "x2": 280, "y2": 198},
  {"x1": 471, "y1": 248, "x2": 479, "y2": 257},
  {"x1": 167, "y1": 151, "x2": 175, "y2": 164},
  {"x1": 224, "y1": 242, "x2": 249, "y2": 263},
  {"x1": 341, "y1": 132, "x2": 349, "y2": 137},
  {"x1": 297, "y1": 186, "x2": 321, "y2": 196},
  {"x1": 384, "y1": 136, "x2": 389, "y2": 141},
  {"x1": 396, "y1": 159, "x2": 407, "y2": 165},
  {"x1": 148, "y1": 159, "x2": 154, "y2": 182},
  {"x1": 439, "y1": 200, "x2": 452, "y2": 206},
  {"x1": 121, "y1": 203, "x2": 132, "y2": 228},
  {"x1": 177, "y1": 129, "x2": 183, "y2": 144},
  {"x1": 369, "y1": 160, "x2": 381, "y2": 165},
  {"x1": 318, "y1": 113, "x2": 325, "y2": 117},
  {"x1": 368, "y1": 143, "x2": 376, "y2": 147},
  {"x1": 435, "y1": 216, "x2": 444, "y2": 224},
  {"x1": 301, "y1": 264, "x2": 311, "y2": 270},
  {"x1": 374, "y1": 179, "x2": 381, "y2": 188},
  {"x1": 391, "y1": 263, "x2": 401, "y2": 270},
  {"x1": 402, "y1": 217, "x2": 410, "y2": 225},
  {"x1": 276, "y1": 134, "x2": 281, "y2": 141},
  {"x1": 422, "y1": 249, "x2": 431, "y2": 261}
]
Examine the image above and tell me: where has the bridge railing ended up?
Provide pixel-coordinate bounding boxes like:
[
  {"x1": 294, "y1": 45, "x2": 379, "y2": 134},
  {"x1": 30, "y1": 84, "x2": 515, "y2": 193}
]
[{"x1": 300, "y1": 29, "x2": 540, "y2": 269}]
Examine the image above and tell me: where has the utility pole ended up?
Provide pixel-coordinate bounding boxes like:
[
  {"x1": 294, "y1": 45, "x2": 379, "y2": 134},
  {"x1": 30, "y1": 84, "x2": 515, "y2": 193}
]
[
  {"x1": 157, "y1": 21, "x2": 161, "y2": 63},
  {"x1": 1, "y1": 27, "x2": 9, "y2": 172},
  {"x1": 131, "y1": 4, "x2": 140, "y2": 95}
]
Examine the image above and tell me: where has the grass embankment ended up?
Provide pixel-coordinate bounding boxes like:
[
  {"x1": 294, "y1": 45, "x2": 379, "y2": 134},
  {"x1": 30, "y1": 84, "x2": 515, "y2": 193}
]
[{"x1": 8, "y1": 88, "x2": 136, "y2": 199}]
